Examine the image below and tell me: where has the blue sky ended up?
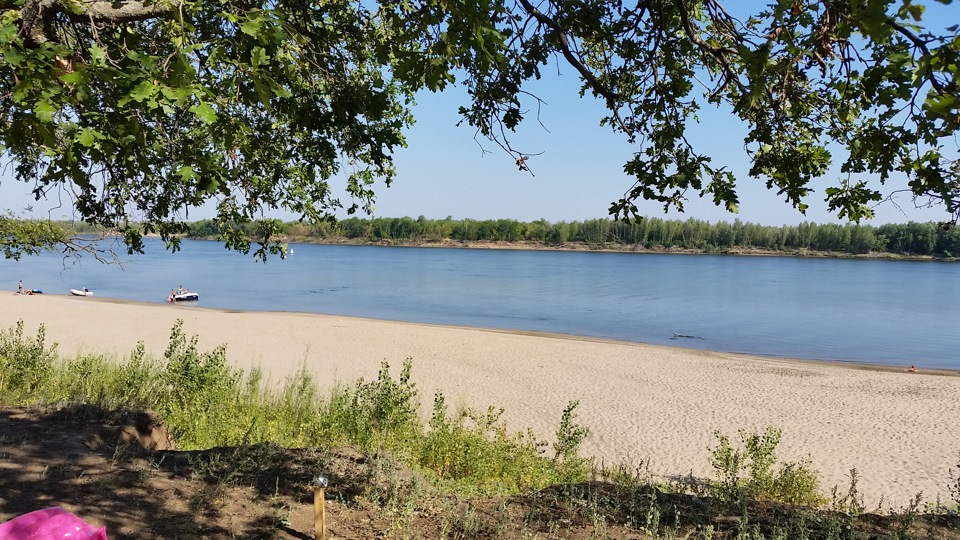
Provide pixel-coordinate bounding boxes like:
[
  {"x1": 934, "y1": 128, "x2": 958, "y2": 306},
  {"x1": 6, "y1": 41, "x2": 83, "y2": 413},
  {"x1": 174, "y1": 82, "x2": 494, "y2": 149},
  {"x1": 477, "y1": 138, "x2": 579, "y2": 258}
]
[
  {"x1": 372, "y1": 71, "x2": 948, "y2": 226},
  {"x1": 2, "y1": 16, "x2": 954, "y2": 227}
]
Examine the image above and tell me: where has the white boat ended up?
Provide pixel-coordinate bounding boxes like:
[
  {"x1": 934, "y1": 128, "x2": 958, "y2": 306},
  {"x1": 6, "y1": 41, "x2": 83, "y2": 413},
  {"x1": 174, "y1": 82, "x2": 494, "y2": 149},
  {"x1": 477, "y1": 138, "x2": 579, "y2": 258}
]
[
  {"x1": 172, "y1": 292, "x2": 199, "y2": 302},
  {"x1": 69, "y1": 288, "x2": 93, "y2": 296}
]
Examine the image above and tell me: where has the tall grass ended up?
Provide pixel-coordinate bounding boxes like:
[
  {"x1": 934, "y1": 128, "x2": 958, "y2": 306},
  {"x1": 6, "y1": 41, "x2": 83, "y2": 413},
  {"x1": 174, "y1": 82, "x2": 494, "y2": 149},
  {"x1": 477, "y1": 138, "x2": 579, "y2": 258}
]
[{"x1": 0, "y1": 319, "x2": 589, "y2": 494}]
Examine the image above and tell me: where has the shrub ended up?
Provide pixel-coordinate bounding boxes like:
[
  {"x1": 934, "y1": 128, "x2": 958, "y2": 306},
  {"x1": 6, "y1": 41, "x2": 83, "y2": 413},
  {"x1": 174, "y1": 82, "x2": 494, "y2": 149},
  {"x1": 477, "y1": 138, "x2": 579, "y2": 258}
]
[
  {"x1": 158, "y1": 320, "x2": 243, "y2": 447},
  {"x1": 321, "y1": 358, "x2": 423, "y2": 452},
  {"x1": 417, "y1": 392, "x2": 583, "y2": 493},
  {"x1": 553, "y1": 400, "x2": 591, "y2": 482},
  {"x1": 0, "y1": 320, "x2": 58, "y2": 398},
  {"x1": 709, "y1": 427, "x2": 826, "y2": 507}
]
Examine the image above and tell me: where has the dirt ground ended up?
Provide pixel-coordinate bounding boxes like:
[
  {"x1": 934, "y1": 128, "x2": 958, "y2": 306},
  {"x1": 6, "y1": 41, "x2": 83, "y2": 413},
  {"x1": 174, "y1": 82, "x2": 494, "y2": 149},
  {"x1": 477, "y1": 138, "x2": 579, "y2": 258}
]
[
  {"x1": 1, "y1": 405, "x2": 958, "y2": 539},
  {"x1": 0, "y1": 404, "x2": 647, "y2": 539}
]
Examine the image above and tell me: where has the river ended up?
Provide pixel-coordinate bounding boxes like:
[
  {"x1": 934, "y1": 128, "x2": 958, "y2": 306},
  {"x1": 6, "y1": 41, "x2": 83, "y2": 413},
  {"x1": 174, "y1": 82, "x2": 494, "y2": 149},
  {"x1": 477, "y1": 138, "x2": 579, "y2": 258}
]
[{"x1": 2, "y1": 238, "x2": 957, "y2": 369}]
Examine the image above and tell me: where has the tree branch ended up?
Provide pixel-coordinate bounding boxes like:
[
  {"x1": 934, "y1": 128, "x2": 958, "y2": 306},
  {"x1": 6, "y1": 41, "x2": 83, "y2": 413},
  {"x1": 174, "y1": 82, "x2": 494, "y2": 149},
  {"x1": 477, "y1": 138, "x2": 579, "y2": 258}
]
[
  {"x1": 19, "y1": 0, "x2": 178, "y2": 46},
  {"x1": 70, "y1": 0, "x2": 178, "y2": 23},
  {"x1": 886, "y1": 17, "x2": 948, "y2": 95},
  {"x1": 514, "y1": 0, "x2": 621, "y2": 106}
]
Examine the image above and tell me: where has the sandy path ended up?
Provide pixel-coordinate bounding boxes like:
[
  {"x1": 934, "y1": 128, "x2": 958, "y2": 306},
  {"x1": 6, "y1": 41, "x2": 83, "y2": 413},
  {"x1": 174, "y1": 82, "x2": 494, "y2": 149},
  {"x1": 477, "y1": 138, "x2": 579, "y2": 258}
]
[{"x1": 2, "y1": 293, "x2": 957, "y2": 508}]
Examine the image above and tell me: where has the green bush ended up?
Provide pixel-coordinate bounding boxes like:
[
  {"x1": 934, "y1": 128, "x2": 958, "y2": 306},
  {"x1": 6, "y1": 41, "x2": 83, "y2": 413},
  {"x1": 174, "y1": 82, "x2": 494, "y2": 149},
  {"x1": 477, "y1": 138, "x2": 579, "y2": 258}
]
[
  {"x1": 710, "y1": 427, "x2": 826, "y2": 507},
  {"x1": 418, "y1": 392, "x2": 561, "y2": 493},
  {"x1": 158, "y1": 320, "x2": 243, "y2": 448},
  {"x1": 553, "y1": 400, "x2": 591, "y2": 483},
  {"x1": 0, "y1": 320, "x2": 58, "y2": 398},
  {"x1": 317, "y1": 358, "x2": 423, "y2": 453}
]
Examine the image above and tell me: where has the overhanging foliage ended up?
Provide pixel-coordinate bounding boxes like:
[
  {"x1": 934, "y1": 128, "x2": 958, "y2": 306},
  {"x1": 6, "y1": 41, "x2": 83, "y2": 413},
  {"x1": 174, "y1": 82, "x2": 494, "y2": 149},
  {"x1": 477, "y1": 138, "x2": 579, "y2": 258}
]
[{"x1": 1, "y1": 0, "x2": 958, "y2": 258}]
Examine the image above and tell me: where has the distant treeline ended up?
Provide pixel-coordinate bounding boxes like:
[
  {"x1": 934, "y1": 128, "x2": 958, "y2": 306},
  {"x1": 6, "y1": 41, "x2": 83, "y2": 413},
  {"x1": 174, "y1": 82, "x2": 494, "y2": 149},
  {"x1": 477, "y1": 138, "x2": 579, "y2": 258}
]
[{"x1": 184, "y1": 216, "x2": 960, "y2": 258}]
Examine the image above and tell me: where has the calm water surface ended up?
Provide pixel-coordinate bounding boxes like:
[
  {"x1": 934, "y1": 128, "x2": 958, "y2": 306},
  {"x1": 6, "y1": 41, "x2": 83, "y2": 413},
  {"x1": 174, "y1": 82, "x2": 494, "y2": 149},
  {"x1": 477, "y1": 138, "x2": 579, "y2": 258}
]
[{"x1": 3, "y1": 239, "x2": 958, "y2": 369}]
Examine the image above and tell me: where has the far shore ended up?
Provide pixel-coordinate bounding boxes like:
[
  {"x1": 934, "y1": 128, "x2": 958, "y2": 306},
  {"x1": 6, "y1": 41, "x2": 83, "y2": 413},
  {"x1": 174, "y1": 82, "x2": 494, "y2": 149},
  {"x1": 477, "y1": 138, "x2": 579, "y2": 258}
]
[
  {"x1": 65, "y1": 232, "x2": 959, "y2": 261},
  {"x1": 262, "y1": 236, "x2": 957, "y2": 262},
  {"x1": 2, "y1": 293, "x2": 959, "y2": 508}
]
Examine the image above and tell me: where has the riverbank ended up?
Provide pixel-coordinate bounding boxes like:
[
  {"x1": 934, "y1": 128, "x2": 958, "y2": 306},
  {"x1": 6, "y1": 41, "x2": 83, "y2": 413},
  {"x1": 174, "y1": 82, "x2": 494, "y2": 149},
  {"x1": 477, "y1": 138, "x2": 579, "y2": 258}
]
[
  {"x1": 2, "y1": 293, "x2": 958, "y2": 507},
  {"x1": 261, "y1": 236, "x2": 958, "y2": 261}
]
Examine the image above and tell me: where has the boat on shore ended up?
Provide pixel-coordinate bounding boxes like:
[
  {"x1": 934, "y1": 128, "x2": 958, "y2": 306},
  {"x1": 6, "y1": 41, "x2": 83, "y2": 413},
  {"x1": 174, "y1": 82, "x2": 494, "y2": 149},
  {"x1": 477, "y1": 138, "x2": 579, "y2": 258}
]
[
  {"x1": 171, "y1": 291, "x2": 199, "y2": 302},
  {"x1": 69, "y1": 288, "x2": 93, "y2": 296}
]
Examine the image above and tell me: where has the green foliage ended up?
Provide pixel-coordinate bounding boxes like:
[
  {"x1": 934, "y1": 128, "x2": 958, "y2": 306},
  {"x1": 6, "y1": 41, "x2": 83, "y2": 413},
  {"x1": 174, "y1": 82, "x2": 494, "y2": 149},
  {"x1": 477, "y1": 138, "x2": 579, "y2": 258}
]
[
  {"x1": 3, "y1": 0, "x2": 960, "y2": 258},
  {"x1": 321, "y1": 359, "x2": 423, "y2": 452},
  {"x1": 0, "y1": 320, "x2": 57, "y2": 397},
  {"x1": 205, "y1": 215, "x2": 960, "y2": 258},
  {"x1": 0, "y1": 321, "x2": 591, "y2": 495},
  {"x1": 419, "y1": 393, "x2": 551, "y2": 493},
  {"x1": 417, "y1": 394, "x2": 592, "y2": 493},
  {"x1": 831, "y1": 468, "x2": 867, "y2": 518},
  {"x1": 1, "y1": 0, "x2": 410, "y2": 260},
  {"x1": 0, "y1": 215, "x2": 68, "y2": 260},
  {"x1": 553, "y1": 400, "x2": 591, "y2": 482},
  {"x1": 709, "y1": 427, "x2": 826, "y2": 508},
  {"x1": 158, "y1": 320, "x2": 242, "y2": 447}
]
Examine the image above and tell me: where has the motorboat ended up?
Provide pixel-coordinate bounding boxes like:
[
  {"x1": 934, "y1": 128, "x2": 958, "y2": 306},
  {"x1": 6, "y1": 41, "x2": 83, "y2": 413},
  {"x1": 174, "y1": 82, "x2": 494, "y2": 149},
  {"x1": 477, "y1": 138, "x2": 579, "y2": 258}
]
[
  {"x1": 172, "y1": 291, "x2": 199, "y2": 302},
  {"x1": 70, "y1": 288, "x2": 93, "y2": 296}
]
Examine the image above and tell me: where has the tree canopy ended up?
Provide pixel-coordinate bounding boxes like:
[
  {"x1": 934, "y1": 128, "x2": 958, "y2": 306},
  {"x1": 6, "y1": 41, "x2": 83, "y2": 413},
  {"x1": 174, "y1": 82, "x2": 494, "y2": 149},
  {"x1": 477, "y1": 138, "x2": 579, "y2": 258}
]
[{"x1": 1, "y1": 0, "x2": 958, "y2": 258}]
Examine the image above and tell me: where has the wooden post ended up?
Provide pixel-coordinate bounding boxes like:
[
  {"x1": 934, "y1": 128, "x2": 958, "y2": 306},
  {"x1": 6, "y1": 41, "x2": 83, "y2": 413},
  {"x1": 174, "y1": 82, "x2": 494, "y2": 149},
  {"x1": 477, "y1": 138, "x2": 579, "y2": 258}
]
[{"x1": 313, "y1": 486, "x2": 326, "y2": 540}]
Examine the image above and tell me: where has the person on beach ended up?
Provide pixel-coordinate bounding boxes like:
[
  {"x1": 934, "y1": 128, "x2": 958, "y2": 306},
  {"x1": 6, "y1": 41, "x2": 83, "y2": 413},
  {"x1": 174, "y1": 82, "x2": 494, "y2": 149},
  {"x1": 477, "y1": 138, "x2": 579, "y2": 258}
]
[
  {"x1": 905, "y1": 364, "x2": 918, "y2": 373},
  {"x1": 168, "y1": 289, "x2": 177, "y2": 303},
  {"x1": 18, "y1": 280, "x2": 23, "y2": 295}
]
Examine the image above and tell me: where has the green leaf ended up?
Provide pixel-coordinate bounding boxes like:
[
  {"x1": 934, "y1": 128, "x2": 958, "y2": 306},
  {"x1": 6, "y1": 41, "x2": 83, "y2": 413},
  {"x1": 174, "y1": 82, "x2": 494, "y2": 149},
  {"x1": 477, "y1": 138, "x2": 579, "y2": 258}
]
[
  {"x1": 123, "y1": 80, "x2": 159, "y2": 105},
  {"x1": 76, "y1": 128, "x2": 101, "y2": 147},
  {"x1": 239, "y1": 17, "x2": 263, "y2": 37},
  {"x1": 251, "y1": 46, "x2": 268, "y2": 69},
  {"x1": 88, "y1": 45, "x2": 106, "y2": 66},
  {"x1": 161, "y1": 85, "x2": 194, "y2": 104},
  {"x1": 3, "y1": 47, "x2": 24, "y2": 66},
  {"x1": 907, "y1": 4, "x2": 924, "y2": 21},
  {"x1": 59, "y1": 71, "x2": 85, "y2": 86},
  {"x1": 189, "y1": 102, "x2": 217, "y2": 124},
  {"x1": 177, "y1": 165, "x2": 197, "y2": 181},
  {"x1": 924, "y1": 94, "x2": 957, "y2": 115},
  {"x1": 34, "y1": 101, "x2": 56, "y2": 123}
]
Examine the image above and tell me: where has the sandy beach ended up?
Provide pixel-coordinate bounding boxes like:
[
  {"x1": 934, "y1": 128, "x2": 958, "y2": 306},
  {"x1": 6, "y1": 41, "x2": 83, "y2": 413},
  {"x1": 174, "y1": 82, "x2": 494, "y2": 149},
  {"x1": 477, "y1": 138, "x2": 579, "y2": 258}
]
[{"x1": 2, "y1": 292, "x2": 957, "y2": 508}]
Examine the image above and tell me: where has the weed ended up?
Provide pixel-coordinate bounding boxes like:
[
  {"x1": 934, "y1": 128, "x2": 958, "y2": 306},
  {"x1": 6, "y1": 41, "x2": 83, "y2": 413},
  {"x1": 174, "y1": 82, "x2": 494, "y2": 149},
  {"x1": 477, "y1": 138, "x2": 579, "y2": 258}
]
[
  {"x1": 452, "y1": 501, "x2": 483, "y2": 539},
  {"x1": 418, "y1": 391, "x2": 597, "y2": 494},
  {"x1": 493, "y1": 499, "x2": 511, "y2": 536},
  {"x1": 553, "y1": 400, "x2": 591, "y2": 482},
  {"x1": 270, "y1": 478, "x2": 291, "y2": 529},
  {"x1": 0, "y1": 319, "x2": 596, "y2": 498},
  {"x1": 950, "y1": 451, "x2": 960, "y2": 511},
  {"x1": 590, "y1": 511, "x2": 608, "y2": 539},
  {"x1": 709, "y1": 427, "x2": 826, "y2": 508},
  {"x1": 891, "y1": 492, "x2": 924, "y2": 539},
  {"x1": 831, "y1": 467, "x2": 866, "y2": 517},
  {"x1": 0, "y1": 320, "x2": 57, "y2": 398},
  {"x1": 641, "y1": 490, "x2": 661, "y2": 535}
]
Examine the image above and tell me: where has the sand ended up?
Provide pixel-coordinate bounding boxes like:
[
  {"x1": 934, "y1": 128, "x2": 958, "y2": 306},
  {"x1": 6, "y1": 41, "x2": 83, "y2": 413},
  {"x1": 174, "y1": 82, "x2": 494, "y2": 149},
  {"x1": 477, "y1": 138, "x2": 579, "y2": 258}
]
[{"x1": 2, "y1": 292, "x2": 958, "y2": 508}]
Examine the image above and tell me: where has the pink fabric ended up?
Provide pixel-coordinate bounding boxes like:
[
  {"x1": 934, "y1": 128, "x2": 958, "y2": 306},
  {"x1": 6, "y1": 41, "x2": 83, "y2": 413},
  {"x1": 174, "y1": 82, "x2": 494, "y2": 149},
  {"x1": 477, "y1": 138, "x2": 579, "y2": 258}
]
[{"x1": 0, "y1": 507, "x2": 107, "y2": 539}]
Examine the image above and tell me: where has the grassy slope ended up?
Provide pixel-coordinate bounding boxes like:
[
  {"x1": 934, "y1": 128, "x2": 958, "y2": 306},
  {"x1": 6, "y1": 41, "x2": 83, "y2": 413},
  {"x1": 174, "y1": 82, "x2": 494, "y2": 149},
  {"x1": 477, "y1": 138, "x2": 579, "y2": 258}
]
[{"x1": 1, "y1": 320, "x2": 959, "y2": 539}]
